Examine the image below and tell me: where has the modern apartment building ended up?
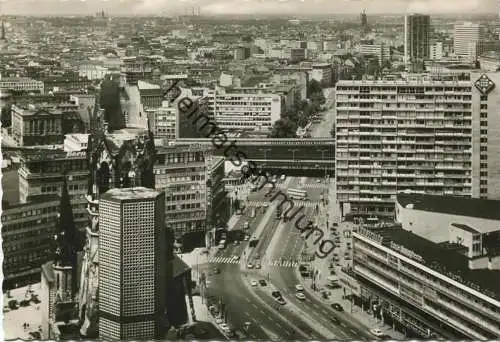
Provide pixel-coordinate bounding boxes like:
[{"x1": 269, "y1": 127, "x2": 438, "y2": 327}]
[
  {"x1": 2, "y1": 195, "x2": 60, "y2": 289},
  {"x1": 99, "y1": 187, "x2": 167, "y2": 340},
  {"x1": 17, "y1": 148, "x2": 88, "y2": 230},
  {"x1": 0, "y1": 77, "x2": 44, "y2": 93},
  {"x1": 404, "y1": 14, "x2": 431, "y2": 64},
  {"x1": 454, "y1": 23, "x2": 486, "y2": 61},
  {"x1": 154, "y1": 144, "x2": 226, "y2": 237},
  {"x1": 334, "y1": 72, "x2": 500, "y2": 218},
  {"x1": 351, "y1": 224, "x2": 500, "y2": 339},
  {"x1": 201, "y1": 88, "x2": 282, "y2": 132}
]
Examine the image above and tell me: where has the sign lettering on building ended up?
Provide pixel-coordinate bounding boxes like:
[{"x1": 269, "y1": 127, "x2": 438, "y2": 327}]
[
  {"x1": 474, "y1": 74, "x2": 495, "y2": 95},
  {"x1": 390, "y1": 242, "x2": 424, "y2": 263}
]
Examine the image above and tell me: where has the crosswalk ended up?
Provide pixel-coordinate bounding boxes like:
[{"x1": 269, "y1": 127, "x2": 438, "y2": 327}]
[{"x1": 206, "y1": 256, "x2": 301, "y2": 268}]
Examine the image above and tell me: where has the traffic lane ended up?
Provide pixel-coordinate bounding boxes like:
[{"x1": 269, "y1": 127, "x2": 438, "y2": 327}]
[
  {"x1": 278, "y1": 268, "x2": 372, "y2": 340},
  {"x1": 274, "y1": 207, "x2": 315, "y2": 260},
  {"x1": 207, "y1": 268, "x2": 273, "y2": 339},
  {"x1": 250, "y1": 285, "x2": 325, "y2": 339},
  {"x1": 250, "y1": 214, "x2": 280, "y2": 263},
  {"x1": 272, "y1": 268, "x2": 353, "y2": 340},
  {"x1": 209, "y1": 265, "x2": 298, "y2": 339}
]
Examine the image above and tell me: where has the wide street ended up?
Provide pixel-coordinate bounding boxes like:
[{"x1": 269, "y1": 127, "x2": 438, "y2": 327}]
[{"x1": 192, "y1": 173, "x2": 380, "y2": 340}]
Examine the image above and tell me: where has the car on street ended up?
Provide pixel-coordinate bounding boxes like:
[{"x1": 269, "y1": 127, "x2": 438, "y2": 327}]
[
  {"x1": 212, "y1": 267, "x2": 221, "y2": 274},
  {"x1": 220, "y1": 323, "x2": 231, "y2": 333},
  {"x1": 259, "y1": 279, "x2": 267, "y2": 286},
  {"x1": 215, "y1": 318, "x2": 223, "y2": 324},
  {"x1": 295, "y1": 292, "x2": 306, "y2": 300},
  {"x1": 331, "y1": 303, "x2": 344, "y2": 312},
  {"x1": 250, "y1": 280, "x2": 258, "y2": 286},
  {"x1": 244, "y1": 235, "x2": 250, "y2": 241},
  {"x1": 243, "y1": 221, "x2": 249, "y2": 229},
  {"x1": 255, "y1": 263, "x2": 261, "y2": 269},
  {"x1": 332, "y1": 222, "x2": 338, "y2": 227},
  {"x1": 232, "y1": 255, "x2": 240, "y2": 261},
  {"x1": 276, "y1": 297, "x2": 286, "y2": 305},
  {"x1": 247, "y1": 263, "x2": 254, "y2": 269},
  {"x1": 295, "y1": 284, "x2": 304, "y2": 291},
  {"x1": 370, "y1": 328, "x2": 385, "y2": 337}
]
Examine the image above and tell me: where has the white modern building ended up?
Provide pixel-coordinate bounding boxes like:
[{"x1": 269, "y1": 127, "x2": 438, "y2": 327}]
[
  {"x1": 429, "y1": 42, "x2": 444, "y2": 60},
  {"x1": 146, "y1": 101, "x2": 177, "y2": 141},
  {"x1": 201, "y1": 88, "x2": 282, "y2": 132},
  {"x1": 454, "y1": 23, "x2": 486, "y2": 61},
  {"x1": 352, "y1": 224, "x2": 500, "y2": 340}
]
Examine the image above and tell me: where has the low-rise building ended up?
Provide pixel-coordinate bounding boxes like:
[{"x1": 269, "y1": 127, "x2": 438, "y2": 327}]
[{"x1": 351, "y1": 222, "x2": 500, "y2": 340}]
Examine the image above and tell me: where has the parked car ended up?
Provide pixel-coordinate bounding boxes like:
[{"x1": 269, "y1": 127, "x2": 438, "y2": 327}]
[
  {"x1": 259, "y1": 280, "x2": 267, "y2": 286},
  {"x1": 247, "y1": 263, "x2": 254, "y2": 269},
  {"x1": 250, "y1": 280, "x2": 258, "y2": 287},
  {"x1": 295, "y1": 284, "x2": 304, "y2": 291}
]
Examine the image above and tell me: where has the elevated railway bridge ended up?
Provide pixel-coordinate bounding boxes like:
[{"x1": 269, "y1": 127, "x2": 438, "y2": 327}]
[{"x1": 174, "y1": 137, "x2": 335, "y2": 177}]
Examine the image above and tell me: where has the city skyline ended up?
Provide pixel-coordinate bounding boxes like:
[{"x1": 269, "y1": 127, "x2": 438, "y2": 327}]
[{"x1": 0, "y1": 0, "x2": 497, "y2": 16}]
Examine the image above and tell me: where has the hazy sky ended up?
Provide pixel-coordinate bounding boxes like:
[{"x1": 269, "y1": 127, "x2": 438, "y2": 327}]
[{"x1": 0, "y1": 0, "x2": 498, "y2": 16}]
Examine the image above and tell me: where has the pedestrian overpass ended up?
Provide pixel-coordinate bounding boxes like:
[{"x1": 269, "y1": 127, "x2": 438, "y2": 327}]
[{"x1": 174, "y1": 137, "x2": 335, "y2": 177}]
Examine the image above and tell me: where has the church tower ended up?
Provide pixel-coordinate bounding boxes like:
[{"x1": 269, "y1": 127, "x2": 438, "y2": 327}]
[{"x1": 40, "y1": 176, "x2": 80, "y2": 339}]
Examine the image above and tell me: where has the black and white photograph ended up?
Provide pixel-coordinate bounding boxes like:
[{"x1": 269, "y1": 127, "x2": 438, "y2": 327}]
[{"x1": 0, "y1": 0, "x2": 499, "y2": 340}]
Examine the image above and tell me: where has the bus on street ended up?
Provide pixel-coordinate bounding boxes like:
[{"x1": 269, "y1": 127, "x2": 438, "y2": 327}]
[{"x1": 287, "y1": 188, "x2": 308, "y2": 200}]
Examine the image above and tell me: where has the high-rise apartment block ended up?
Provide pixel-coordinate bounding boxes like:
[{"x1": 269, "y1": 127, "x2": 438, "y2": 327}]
[
  {"x1": 454, "y1": 23, "x2": 486, "y2": 61},
  {"x1": 335, "y1": 72, "x2": 500, "y2": 219},
  {"x1": 99, "y1": 187, "x2": 166, "y2": 340},
  {"x1": 404, "y1": 14, "x2": 430, "y2": 64}
]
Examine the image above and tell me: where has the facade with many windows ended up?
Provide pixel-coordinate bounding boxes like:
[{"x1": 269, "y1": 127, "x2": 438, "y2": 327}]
[
  {"x1": 17, "y1": 149, "x2": 88, "y2": 230},
  {"x1": 0, "y1": 77, "x2": 44, "y2": 93},
  {"x1": 201, "y1": 89, "x2": 282, "y2": 132},
  {"x1": 154, "y1": 145, "x2": 226, "y2": 237},
  {"x1": 335, "y1": 72, "x2": 500, "y2": 218},
  {"x1": 352, "y1": 226, "x2": 500, "y2": 339},
  {"x1": 2, "y1": 195, "x2": 60, "y2": 289},
  {"x1": 99, "y1": 187, "x2": 166, "y2": 340}
]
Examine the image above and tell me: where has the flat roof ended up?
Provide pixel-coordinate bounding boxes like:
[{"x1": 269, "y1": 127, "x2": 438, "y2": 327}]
[
  {"x1": 101, "y1": 187, "x2": 162, "y2": 201},
  {"x1": 397, "y1": 193, "x2": 500, "y2": 222},
  {"x1": 451, "y1": 223, "x2": 481, "y2": 235},
  {"x1": 365, "y1": 226, "x2": 500, "y2": 300}
]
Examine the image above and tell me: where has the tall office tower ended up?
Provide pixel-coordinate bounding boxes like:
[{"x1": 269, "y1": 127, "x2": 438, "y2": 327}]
[
  {"x1": 404, "y1": 14, "x2": 430, "y2": 64},
  {"x1": 334, "y1": 72, "x2": 500, "y2": 219},
  {"x1": 99, "y1": 187, "x2": 167, "y2": 340},
  {"x1": 454, "y1": 22, "x2": 486, "y2": 61}
]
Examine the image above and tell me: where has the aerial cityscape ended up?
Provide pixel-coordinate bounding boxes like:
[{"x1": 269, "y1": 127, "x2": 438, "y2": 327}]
[{"x1": 1, "y1": 0, "x2": 500, "y2": 340}]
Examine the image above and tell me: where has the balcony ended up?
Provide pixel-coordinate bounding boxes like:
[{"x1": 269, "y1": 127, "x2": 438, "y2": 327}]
[
  {"x1": 399, "y1": 265, "x2": 500, "y2": 321},
  {"x1": 354, "y1": 264, "x2": 400, "y2": 295},
  {"x1": 423, "y1": 304, "x2": 488, "y2": 340},
  {"x1": 435, "y1": 297, "x2": 500, "y2": 336}
]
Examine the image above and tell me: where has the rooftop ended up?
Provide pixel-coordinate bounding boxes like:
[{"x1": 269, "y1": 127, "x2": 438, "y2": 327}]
[
  {"x1": 360, "y1": 226, "x2": 500, "y2": 300},
  {"x1": 451, "y1": 223, "x2": 481, "y2": 235},
  {"x1": 101, "y1": 187, "x2": 162, "y2": 201},
  {"x1": 397, "y1": 193, "x2": 500, "y2": 224}
]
